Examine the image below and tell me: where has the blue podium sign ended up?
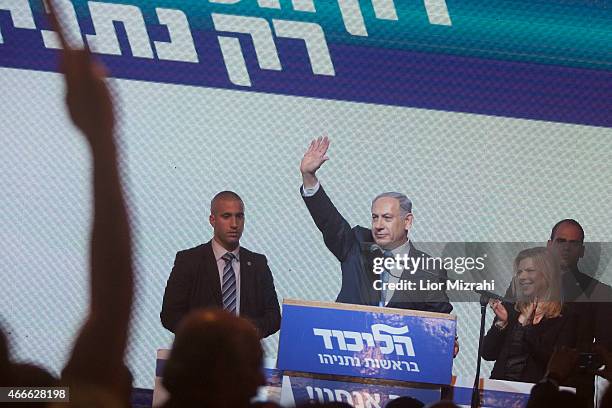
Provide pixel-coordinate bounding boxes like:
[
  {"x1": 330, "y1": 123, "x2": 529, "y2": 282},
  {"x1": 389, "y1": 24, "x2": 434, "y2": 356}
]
[
  {"x1": 280, "y1": 374, "x2": 442, "y2": 406},
  {"x1": 277, "y1": 300, "x2": 456, "y2": 385}
]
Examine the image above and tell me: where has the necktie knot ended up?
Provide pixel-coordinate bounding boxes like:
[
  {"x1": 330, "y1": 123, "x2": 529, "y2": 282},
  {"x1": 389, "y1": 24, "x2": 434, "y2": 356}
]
[
  {"x1": 222, "y1": 252, "x2": 236, "y2": 264},
  {"x1": 383, "y1": 250, "x2": 394, "y2": 258}
]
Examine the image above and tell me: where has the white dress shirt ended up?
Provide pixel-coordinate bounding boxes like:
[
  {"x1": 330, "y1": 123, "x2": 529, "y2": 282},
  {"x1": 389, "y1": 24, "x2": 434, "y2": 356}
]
[
  {"x1": 301, "y1": 181, "x2": 321, "y2": 197},
  {"x1": 383, "y1": 240, "x2": 411, "y2": 306}
]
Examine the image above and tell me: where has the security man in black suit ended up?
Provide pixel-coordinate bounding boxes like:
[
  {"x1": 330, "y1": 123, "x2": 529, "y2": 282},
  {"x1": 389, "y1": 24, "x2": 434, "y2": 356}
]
[
  {"x1": 161, "y1": 191, "x2": 281, "y2": 338},
  {"x1": 548, "y1": 219, "x2": 612, "y2": 407}
]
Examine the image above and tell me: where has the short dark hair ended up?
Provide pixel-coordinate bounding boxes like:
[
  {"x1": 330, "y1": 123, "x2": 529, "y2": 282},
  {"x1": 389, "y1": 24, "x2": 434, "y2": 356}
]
[
  {"x1": 550, "y1": 219, "x2": 584, "y2": 242},
  {"x1": 210, "y1": 191, "x2": 243, "y2": 214}
]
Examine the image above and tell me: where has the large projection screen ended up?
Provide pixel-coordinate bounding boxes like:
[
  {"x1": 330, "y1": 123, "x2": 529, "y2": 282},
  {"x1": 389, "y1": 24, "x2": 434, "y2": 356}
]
[{"x1": 1, "y1": 0, "x2": 611, "y2": 389}]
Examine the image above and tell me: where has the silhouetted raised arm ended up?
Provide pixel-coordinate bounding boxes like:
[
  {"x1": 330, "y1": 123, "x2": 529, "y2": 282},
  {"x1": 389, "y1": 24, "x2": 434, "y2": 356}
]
[{"x1": 47, "y1": 0, "x2": 133, "y2": 400}]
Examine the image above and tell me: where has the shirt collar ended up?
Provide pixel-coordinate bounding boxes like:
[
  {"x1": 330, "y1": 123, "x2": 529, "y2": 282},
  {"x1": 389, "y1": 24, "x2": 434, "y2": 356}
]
[
  {"x1": 391, "y1": 240, "x2": 411, "y2": 256},
  {"x1": 212, "y1": 238, "x2": 240, "y2": 262}
]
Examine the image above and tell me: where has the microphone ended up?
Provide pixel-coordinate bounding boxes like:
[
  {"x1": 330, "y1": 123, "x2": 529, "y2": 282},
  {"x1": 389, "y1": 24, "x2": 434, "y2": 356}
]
[
  {"x1": 360, "y1": 242, "x2": 383, "y2": 254},
  {"x1": 474, "y1": 289, "x2": 512, "y2": 303}
]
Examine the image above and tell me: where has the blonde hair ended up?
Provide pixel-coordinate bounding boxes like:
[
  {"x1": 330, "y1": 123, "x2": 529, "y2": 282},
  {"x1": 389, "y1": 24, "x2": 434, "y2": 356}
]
[{"x1": 511, "y1": 247, "x2": 562, "y2": 320}]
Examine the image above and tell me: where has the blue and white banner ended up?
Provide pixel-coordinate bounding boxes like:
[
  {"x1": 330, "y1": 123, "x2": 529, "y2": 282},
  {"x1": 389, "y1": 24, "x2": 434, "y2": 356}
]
[
  {"x1": 280, "y1": 374, "x2": 442, "y2": 406},
  {"x1": 277, "y1": 300, "x2": 456, "y2": 384},
  {"x1": 1, "y1": 0, "x2": 612, "y2": 126}
]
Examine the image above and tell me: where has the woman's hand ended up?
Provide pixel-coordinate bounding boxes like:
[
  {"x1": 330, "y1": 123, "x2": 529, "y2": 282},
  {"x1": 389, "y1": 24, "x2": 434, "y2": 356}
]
[{"x1": 490, "y1": 299, "x2": 508, "y2": 328}]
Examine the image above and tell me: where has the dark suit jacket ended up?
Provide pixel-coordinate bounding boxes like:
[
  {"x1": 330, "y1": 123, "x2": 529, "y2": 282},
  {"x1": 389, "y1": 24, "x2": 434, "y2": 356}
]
[
  {"x1": 160, "y1": 241, "x2": 281, "y2": 338},
  {"x1": 502, "y1": 270, "x2": 612, "y2": 407},
  {"x1": 482, "y1": 305, "x2": 577, "y2": 384},
  {"x1": 302, "y1": 185, "x2": 452, "y2": 313}
]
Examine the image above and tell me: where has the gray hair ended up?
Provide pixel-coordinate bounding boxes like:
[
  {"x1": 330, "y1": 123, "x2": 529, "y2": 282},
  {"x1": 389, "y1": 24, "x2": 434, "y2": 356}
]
[{"x1": 371, "y1": 192, "x2": 412, "y2": 217}]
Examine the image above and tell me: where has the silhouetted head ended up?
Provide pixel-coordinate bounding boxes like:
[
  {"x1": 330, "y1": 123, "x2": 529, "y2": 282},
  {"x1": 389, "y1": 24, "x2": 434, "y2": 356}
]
[
  {"x1": 0, "y1": 329, "x2": 8, "y2": 380},
  {"x1": 554, "y1": 390, "x2": 581, "y2": 408},
  {"x1": 386, "y1": 396, "x2": 425, "y2": 408},
  {"x1": 6, "y1": 362, "x2": 57, "y2": 387},
  {"x1": 163, "y1": 309, "x2": 264, "y2": 408},
  {"x1": 425, "y1": 402, "x2": 460, "y2": 408}
]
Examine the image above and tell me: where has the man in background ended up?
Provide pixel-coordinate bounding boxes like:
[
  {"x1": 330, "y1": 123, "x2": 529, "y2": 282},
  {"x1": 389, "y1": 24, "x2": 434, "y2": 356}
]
[
  {"x1": 547, "y1": 219, "x2": 612, "y2": 406},
  {"x1": 161, "y1": 191, "x2": 281, "y2": 338}
]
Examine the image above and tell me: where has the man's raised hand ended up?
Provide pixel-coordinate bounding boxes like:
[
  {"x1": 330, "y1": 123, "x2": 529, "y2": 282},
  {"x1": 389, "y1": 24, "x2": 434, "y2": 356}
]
[
  {"x1": 300, "y1": 136, "x2": 330, "y2": 188},
  {"x1": 47, "y1": 0, "x2": 114, "y2": 147}
]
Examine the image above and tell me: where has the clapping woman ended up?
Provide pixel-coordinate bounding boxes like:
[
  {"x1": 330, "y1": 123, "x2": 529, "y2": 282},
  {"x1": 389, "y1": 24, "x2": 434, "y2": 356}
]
[{"x1": 483, "y1": 247, "x2": 576, "y2": 383}]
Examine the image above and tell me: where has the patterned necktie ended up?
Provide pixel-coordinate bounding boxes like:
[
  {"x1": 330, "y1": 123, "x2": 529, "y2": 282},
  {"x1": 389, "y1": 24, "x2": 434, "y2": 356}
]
[
  {"x1": 221, "y1": 252, "x2": 237, "y2": 314},
  {"x1": 379, "y1": 250, "x2": 394, "y2": 307}
]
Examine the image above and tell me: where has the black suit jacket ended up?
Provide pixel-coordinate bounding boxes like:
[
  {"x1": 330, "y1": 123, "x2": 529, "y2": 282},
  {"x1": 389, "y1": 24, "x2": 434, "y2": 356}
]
[
  {"x1": 160, "y1": 241, "x2": 281, "y2": 338},
  {"x1": 302, "y1": 185, "x2": 452, "y2": 313},
  {"x1": 501, "y1": 270, "x2": 612, "y2": 407},
  {"x1": 482, "y1": 307, "x2": 577, "y2": 384}
]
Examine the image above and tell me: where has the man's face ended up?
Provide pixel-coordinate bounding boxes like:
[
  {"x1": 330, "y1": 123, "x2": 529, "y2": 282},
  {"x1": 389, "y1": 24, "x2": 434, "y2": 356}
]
[
  {"x1": 371, "y1": 197, "x2": 413, "y2": 250},
  {"x1": 547, "y1": 222, "x2": 584, "y2": 271},
  {"x1": 209, "y1": 198, "x2": 244, "y2": 250}
]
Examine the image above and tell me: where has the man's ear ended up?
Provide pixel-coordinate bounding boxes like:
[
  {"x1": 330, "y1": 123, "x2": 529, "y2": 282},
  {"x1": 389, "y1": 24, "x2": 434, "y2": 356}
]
[
  {"x1": 578, "y1": 244, "x2": 585, "y2": 259},
  {"x1": 209, "y1": 214, "x2": 215, "y2": 228},
  {"x1": 404, "y1": 213, "x2": 414, "y2": 231},
  {"x1": 547, "y1": 239, "x2": 553, "y2": 249}
]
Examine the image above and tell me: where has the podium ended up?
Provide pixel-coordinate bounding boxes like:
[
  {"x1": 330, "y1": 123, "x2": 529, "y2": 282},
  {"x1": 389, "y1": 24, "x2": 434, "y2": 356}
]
[
  {"x1": 151, "y1": 299, "x2": 579, "y2": 407},
  {"x1": 277, "y1": 299, "x2": 456, "y2": 406}
]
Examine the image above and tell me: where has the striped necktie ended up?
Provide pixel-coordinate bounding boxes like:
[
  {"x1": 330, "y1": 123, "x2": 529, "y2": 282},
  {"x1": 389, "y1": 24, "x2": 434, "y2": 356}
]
[{"x1": 221, "y1": 252, "x2": 237, "y2": 314}]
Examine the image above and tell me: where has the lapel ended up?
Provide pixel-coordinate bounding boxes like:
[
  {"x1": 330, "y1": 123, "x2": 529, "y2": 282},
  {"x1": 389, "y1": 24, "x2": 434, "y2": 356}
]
[
  {"x1": 388, "y1": 241, "x2": 416, "y2": 305},
  {"x1": 201, "y1": 241, "x2": 223, "y2": 306},
  {"x1": 398, "y1": 241, "x2": 417, "y2": 280},
  {"x1": 239, "y1": 248, "x2": 254, "y2": 315},
  {"x1": 358, "y1": 237, "x2": 384, "y2": 306}
]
